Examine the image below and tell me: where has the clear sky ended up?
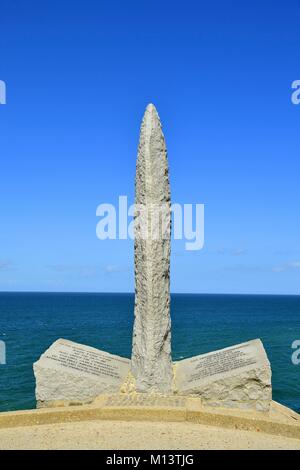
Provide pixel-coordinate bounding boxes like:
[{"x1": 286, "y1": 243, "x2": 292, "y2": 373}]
[{"x1": 0, "y1": 0, "x2": 299, "y2": 294}]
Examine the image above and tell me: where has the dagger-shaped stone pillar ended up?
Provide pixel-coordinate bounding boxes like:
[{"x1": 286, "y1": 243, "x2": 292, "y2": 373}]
[{"x1": 131, "y1": 104, "x2": 173, "y2": 393}]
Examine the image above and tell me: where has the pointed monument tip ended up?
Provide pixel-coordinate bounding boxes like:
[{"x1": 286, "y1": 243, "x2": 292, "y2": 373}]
[
  {"x1": 145, "y1": 103, "x2": 157, "y2": 113},
  {"x1": 144, "y1": 103, "x2": 160, "y2": 123}
]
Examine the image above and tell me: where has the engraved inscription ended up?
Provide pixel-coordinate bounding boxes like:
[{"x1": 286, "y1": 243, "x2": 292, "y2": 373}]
[
  {"x1": 175, "y1": 339, "x2": 269, "y2": 393},
  {"x1": 44, "y1": 341, "x2": 130, "y2": 382},
  {"x1": 187, "y1": 346, "x2": 257, "y2": 383},
  {"x1": 105, "y1": 395, "x2": 186, "y2": 408}
]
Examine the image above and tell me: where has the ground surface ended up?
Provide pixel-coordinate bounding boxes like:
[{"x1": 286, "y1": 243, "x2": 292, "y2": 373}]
[{"x1": 0, "y1": 419, "x2": 300, "y2": 450}]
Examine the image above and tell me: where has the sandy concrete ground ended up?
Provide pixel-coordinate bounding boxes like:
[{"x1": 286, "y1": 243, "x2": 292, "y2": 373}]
[{"x1": 0, "y1": 419, "x2": 300, "y2": 450}]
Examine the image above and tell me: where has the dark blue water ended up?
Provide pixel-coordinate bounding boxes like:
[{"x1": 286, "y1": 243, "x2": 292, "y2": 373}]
[{"x1": 0, "y1": 293, "x2": 299, "y2": 413}]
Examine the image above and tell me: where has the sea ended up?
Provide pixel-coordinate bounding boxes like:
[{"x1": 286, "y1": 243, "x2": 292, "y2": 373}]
[{"x1": 0, "y1": 292, "x2": 299, "y2": 413}]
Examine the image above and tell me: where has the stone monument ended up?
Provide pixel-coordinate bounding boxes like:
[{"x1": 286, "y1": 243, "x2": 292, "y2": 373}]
[
  {"x1": 34, "y1": 104, "x2": 272, "y2": 412},
  {"x1": 131, "y1": 104, "x2": 173, "y2": 394}
]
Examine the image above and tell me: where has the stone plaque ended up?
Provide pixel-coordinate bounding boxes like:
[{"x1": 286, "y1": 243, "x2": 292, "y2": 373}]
[
  {"x1": 34, "y1": 339, "x2": 130, "y2": 407},
  {"x1": 174, "y1": 339, "x2": 272, "y2": 411},
  {"x1": 42, "y1": 339, "x2": 129, "y2": 382}
]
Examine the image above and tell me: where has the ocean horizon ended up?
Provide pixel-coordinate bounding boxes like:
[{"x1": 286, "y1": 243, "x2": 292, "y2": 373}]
[{"x1": 0, "y1": 292, "x2": 299, "y2": 413}]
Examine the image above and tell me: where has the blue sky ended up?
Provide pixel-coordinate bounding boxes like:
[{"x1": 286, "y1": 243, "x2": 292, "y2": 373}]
[{"x1": 0, "y1": 0, "x2": 299, "y2": 294}]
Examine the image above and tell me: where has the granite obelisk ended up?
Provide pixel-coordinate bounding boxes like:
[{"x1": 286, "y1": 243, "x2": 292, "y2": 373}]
[{"x1": 131, "y1": 104, "x2": 173, "y2": 393}]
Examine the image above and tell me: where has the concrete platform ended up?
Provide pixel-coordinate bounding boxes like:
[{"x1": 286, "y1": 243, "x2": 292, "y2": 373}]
[
  {"x1": 2, "y1": 418, "x2": 300, "y2": 450},
  {"x1": 0, "y1": 395, "x2": 299, "y2": 448}
]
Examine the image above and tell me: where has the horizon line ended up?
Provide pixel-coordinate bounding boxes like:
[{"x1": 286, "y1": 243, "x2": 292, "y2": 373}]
[{"x1": 0, "y1": 290, "x2": 299, "y2": 297}]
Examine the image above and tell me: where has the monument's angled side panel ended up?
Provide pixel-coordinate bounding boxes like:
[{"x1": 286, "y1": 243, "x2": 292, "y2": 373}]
[
  {"x1": 131, "y1": 104, "x2": 173, "y2": 393},
  {"x1": 174, "y1": 339, "x2": 272, "y2": 411},
  {"x1": 34, "y1": 339, "x2": 130, "y2": 407}
]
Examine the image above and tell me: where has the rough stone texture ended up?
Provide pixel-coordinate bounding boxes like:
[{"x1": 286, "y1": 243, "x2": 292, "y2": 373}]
[
  {"x1": 34, "y1": 339, "x2": 130, "y2": 408},
  {"x1": 131, "y1": 103, "x2": 173, "y2": 393},
  {"x1": 174, "y1": 339, "x2": 272, "y2": 412}
]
